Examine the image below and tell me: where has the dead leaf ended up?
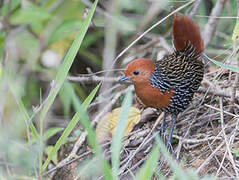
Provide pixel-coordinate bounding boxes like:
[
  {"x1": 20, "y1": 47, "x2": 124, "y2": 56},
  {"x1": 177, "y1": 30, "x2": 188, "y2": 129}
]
[{"x1": 96, "y1": 107, "x2": 141, "y2": 143}]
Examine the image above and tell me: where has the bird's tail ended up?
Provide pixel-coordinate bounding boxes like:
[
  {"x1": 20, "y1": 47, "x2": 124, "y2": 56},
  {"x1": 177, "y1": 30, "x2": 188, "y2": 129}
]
[{"x1": 172, "y1": 14, "x2": 204, "y2": 55}]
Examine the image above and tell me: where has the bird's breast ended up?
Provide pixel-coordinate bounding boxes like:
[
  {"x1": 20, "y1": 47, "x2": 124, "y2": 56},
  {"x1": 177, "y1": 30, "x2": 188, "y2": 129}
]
[{"x1": 134, "y1": 83, "x2": 174, "y2": 108}]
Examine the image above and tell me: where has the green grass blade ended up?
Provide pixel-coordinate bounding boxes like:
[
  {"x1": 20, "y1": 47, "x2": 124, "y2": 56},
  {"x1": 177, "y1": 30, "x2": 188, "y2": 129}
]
[
  {"x1": 81, "y1": 83, "x2": 101, "y2": 109},
  {"x1": 39, "y1": 0, "x2": 98, "y2": 172},
  {"x1": 30, "y1": 127, "x2": 63, "y2": 144},
  {"x1": 203, "y1": 54, "x2": 239, "y2": 73},
  {"x1": 156, "y1": 136, "x2": 188, "y2": 180},
  {"x1": 111, "y1": 89, "x2": 132, "y2": 180},
  {"x1": 135, "y1": 144, "x2": 160, "y2": 180},
  {"x1": 18, "y1": 99, "x2": 38, "y2": 141},
  {"x1": 41, "y1": 83, "x2": 101, "y2": 171},
  {"x1": 38, "y1": 0, "x2": 98, "y2": 130},
  {"x1": 76, "y1": 95, "x2": 112, "y2": 180},
  {"x1": 6, "y1": 74, "x2": 38, "y2": 142}
]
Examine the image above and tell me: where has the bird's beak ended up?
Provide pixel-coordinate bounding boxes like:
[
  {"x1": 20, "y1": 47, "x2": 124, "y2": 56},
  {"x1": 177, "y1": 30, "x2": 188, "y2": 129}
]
[{"x1": 118, "y1": 75, "x2": 130, "y2": 82}]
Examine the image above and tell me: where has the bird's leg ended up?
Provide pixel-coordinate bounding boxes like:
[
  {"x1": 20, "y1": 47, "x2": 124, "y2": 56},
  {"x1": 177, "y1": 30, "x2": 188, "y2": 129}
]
[
  {"x1": 160, "y1": 112, "x2": 166, "y2": 139},
  {"x1": 166, "y1": 114, "x2": 177, "y2": 153}
]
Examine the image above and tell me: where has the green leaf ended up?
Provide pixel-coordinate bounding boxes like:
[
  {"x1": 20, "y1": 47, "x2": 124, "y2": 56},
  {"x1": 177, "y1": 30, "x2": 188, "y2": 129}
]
[
  {"x1": 203, "y1": 54, "x2": 239, "y2": 73},
  {"x1": 232, "y1": 148, "x2": 239, "y2": 157},
  {"x1": 156, "y1": 136, "x2": 187, "y2": 180},
  {"x1": 42, "y1": 82, "x2": 112, "y2": 179},
  {"x1": 135, "y1": 144, "x2": 160, "y2": 180},
  {"x1": 232, "y1": 21, "x2": 239, "y2": 41},
  {"x1": 0, "y1": 32, "x2": 5, "y2": 63},
  {"x1": 15, "y1": 31, "x2": 40, "y2": 64},
  {"x1": 6, "y1": 74, "x2": 38, "y2": 144},
  {"x1": 81, "y1": 30, "x2": 104, "y2": 49},
  {"x1": 39, "y1": 0, "x2": 99, "y2": 173},
  {"x1": 18, "y1": 100, "x2": 38, "y2": 142},
  {"x1": 79, "y1": 49, "x2": 102, "y2": 66},
  {"x1": 44, "y1": 127, "x2": 64, "y2": 141},
  {"x1": 49, "y1": 19, "x2": 82, "y2": 43},
  {"x1": 81, "y1": 83, "x2": 101, "y2": 109},
  {"x1": 59, "y1": 82, "x2": 74, "y2": 117},
  {"x1": 0, "y1": 0, "x2": 21, "y2": 16},
  {"x1": 45, "y1": 146, "x2": 58, "y2": 165},
  {"x1": 111, "y1": 89, "x2": 132, "y2": 180},
  {"x1": 75, "y1": 86, "x2": 112, "y2": 180},
  {"x1": 10, "y1": 4, "x2": 51, "y2": 25},
  {"x1": 0, "y1": 64, "x2": 2, "y2": 78},
  {"x1": 31, "y1": 127, "x2": 64, "y2": 145},
  {"x1": 41, "y1": 83, "x2": 101, "y2": 172}
]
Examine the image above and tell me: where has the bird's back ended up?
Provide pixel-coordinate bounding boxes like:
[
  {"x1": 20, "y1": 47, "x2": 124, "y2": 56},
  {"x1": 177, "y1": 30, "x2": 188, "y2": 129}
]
[
  {"x1": 148, "y1": 14, "x2": 204, "y2": 113},
  {"x1": 149, "y1": 43, "x2": 204, "y2": 113}
]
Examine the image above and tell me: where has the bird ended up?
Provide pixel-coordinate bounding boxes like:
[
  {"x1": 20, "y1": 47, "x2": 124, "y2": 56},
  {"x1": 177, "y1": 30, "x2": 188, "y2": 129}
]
[{"x1": 119, "y1": 14, "x2": 204, "y2": 150}]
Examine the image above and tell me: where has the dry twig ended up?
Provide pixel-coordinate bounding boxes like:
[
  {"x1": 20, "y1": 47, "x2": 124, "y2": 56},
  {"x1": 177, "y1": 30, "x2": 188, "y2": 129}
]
[{"x1": 219, "y1": 98, "x2": 239, "y2": 178}]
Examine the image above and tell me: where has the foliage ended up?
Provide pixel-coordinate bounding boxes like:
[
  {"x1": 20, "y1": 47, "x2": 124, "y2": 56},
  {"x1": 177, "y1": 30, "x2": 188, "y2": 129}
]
[{"x1": 0, "y1": 0, "x2": 238, "y2": 179}]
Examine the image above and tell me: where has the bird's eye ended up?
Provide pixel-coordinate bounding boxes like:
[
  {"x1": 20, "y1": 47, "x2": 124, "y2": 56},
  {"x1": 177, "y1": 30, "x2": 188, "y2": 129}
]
[{"x1": 133, "y1": 70, "x2": 139, "y2": 75}]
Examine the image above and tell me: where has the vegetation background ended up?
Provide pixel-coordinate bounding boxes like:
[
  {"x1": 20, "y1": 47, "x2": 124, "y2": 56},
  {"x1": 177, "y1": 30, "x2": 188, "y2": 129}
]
[{"x1": 0, "y1": 0, "x2": 239, "y2": 179}]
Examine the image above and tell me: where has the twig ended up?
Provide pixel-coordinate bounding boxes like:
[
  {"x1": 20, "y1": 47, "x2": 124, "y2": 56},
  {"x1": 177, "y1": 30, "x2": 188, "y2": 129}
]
[
  {"x1": 219, "y1": 97, "x2": 239, "y2": 178},
  {"x1": 139, "y1": 1, "x2": 163, "y2": 32},
  {"x1": 189, "y1": 0, "x2": 203, "y2": 18},
  {"x1": 67, "y1": 75, "x2": 239, "y2": 99},
  {"x1": 67, "y1": 76, "x2": 119, "y2": 83},
  {"x1": 113, "y1": 0, "x2": 196, "y2": 63},
  {"x1": 196, "y1": 141, "x2": 224, "y2": 173},
  {"x1": 203, "y1": 0, "x2": 228, "y2": 48},
  {"x1": 204, "y1": 104, "x2": 239, "y2": 118},
  {"x1": 198, "y1": 86, "x2": 239, "y2": 99},
  {"x1": 118, "y1": 113, "x2": 163, "y2": 176},
  {"x1": 43, "y1": 128, "x2": 143, "y2": 177},
  {"x1": 173, "y1": 135, "x2": 222, "y2": 144},
  {"x1": 42, "y1": 141, "x2": 111, "y2": 177},
  {"x1": 216, "y1": 117, "x2": 239, "y2": 177},
  {"x1": 47, "y1": 87, "x2": 130, "y2": 176}
]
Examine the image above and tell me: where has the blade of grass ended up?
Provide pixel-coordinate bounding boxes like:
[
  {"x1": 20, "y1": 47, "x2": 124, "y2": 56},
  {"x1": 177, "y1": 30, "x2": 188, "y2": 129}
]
[
  {"x1": 6, "y1": 74, "x2": 38, "y2": 142},
  {"x1": 203, "y1": 54, "x2": 239, "y2": 73},
  {"x1": 72, "y1": 87, "x2": 113, "y2": 179},
  {"x1": 38, "y1": 0, "x2": 98, "y2": 173},
  {"x1": 135, "y1": 144, "x2": 160, "y2": 180},
  {"x1": 41, "y1": 83, "x2": 101, "y2": 172},
  {"x1": 17, "y1": 99, "x2": 38, "y2": 141},
  {"x1": 156, "y1": 135, "x2": 214, "y2": 180},
  {"x1": 31, "y1": 127, "x2": 64, "y2": 144},
  {"x1": 111, "y1": 89, "x2": 132, "y2": 180},
  {"x1": 155, "y1": 135, "x2": 189, "y2": 180}
]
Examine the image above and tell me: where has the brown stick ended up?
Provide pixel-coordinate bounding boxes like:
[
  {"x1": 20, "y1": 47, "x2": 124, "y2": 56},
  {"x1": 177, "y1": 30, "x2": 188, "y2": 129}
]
[{"x1": 67, "y1": 75, "x2": 239, "y2": 99}]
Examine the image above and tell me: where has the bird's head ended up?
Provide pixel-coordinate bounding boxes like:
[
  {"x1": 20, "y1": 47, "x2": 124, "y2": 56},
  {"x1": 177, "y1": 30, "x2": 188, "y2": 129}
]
[{"x1": 119, "y1": 58, "x2": 154, "y2": 84}]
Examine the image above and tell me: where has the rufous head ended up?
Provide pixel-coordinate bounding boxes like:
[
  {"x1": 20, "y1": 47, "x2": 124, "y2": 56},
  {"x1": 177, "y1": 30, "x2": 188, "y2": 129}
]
[{"x1": 119, "y1": 58, "x2": 154, "y2": 84}]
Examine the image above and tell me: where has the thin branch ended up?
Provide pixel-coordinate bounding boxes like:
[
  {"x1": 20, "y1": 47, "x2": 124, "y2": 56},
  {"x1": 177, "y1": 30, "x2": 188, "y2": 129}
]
[
  {"x1": 118, "y1": 113, "x2": 163, "y2": 176},
  {"x1": 203, "y1": 0, "x2": 228, "y2": 48},
  {"x1": 196, "y1": 141, "x2": 224, "y2": 173},
  {"x1": 67, "y1": 75, "x2": 239, "y2": 99},
  {"x1": 113, "y1": 0, "x2": 196, "y2": 63},
  {"x1": 67, "y1": 75, "x2": 119, "y2": 83},
  {"x1": 189, "y1": 0, "x2": 203, "y2": 18},
  {"x1": 219, "y1": 98, "x2": 239, "y2": 178}
]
